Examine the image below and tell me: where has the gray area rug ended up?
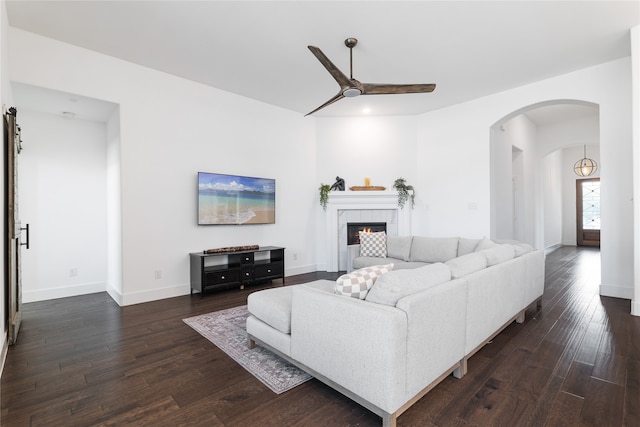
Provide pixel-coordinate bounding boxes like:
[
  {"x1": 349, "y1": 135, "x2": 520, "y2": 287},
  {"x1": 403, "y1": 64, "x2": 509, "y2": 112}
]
[{"x1": 183, "y1": 305, "x2": 311, "y2": 394}]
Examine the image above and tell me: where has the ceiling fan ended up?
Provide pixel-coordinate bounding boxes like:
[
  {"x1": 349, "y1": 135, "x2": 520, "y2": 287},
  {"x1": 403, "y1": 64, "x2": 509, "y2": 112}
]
[{"x1": 306, "y1": 38, "x2": 436, "y2": 116}]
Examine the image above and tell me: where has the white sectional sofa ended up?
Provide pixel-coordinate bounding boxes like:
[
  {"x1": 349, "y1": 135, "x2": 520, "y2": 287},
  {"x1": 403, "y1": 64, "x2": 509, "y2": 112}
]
[{"x1": 246, "y1": 236, "x2": 545, "y2": 427}]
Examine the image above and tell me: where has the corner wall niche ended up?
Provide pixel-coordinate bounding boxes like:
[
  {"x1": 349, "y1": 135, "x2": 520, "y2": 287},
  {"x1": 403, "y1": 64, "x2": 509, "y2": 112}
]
[{"x1": 325, "y1": 191, "x2": 412, "y2": 272}]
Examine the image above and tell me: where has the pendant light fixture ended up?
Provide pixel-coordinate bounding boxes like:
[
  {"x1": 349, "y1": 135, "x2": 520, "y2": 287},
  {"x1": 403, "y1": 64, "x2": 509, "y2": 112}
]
[{"x1": 573, "y1": 145, "x2": 598, "y2": 177}]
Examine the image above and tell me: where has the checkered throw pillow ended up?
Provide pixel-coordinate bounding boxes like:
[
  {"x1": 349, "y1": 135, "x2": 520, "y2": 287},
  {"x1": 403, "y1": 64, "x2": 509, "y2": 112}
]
[
  {"x1": 334, "y1": 263, "x2": 394, "y2": 299},
  {"x1": 359, "y1": 231, "x2": 387, "y2": 258}
]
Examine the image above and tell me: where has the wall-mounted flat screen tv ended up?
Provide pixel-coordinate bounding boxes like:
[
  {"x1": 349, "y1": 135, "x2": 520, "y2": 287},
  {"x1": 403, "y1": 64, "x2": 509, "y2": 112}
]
[{"x1": 198, "y1": 172, "x2": 276, "y2": 225}]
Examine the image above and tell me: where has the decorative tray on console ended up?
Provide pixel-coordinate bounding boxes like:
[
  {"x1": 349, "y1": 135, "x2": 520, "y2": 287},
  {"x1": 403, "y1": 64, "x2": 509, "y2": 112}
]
[
  {"x1": 204, "y1": 245, "x2": 259, "y2": 254},
  {"x1": 349, "y1": 186, "x2": 386, "y2": 191}
]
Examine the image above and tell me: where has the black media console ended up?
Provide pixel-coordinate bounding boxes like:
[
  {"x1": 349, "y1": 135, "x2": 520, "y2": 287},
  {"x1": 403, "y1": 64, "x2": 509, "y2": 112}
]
[{"x1": 189, "y1": 246, "x2": 285, "y2": 296}]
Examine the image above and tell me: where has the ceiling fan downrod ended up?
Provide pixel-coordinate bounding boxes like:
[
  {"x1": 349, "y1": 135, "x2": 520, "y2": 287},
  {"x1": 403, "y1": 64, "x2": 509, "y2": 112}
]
[{"x1": 345, "y1": 38, "x2": 357, "y2": 80}]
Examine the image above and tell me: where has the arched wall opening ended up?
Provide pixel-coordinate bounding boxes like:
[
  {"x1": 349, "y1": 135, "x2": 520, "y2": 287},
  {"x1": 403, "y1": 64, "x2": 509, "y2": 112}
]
[
  {"x1": 490, "y1": 99, "x2": 600, "y2": 250},
  {"x1": 489, "y1": 99, "x2": 640, "y2": 308}
]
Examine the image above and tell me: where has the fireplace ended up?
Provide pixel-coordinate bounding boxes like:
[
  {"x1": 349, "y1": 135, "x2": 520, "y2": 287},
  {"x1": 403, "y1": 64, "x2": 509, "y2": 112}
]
[
  {"x1": 347, "y1": 222, "x2": 387, "y2": 245},
  {"x1": 324, "y1": 191, "x2": 411, "y2": 272}
]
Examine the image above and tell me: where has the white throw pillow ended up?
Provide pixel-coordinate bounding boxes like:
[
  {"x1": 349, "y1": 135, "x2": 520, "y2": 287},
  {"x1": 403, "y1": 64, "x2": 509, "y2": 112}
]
[
  {"x1": 475, "y1": 236, "x2": 497, "y2": 251},
  {"x1": 458, "y1": 237, "x2": 481, "y2": 256},
  {"x1": 446, "y1": 252, "x2": 488, "y2": 279},
  {"x1": 359, "y1": 231, "x2": 387, "y2": 258},
  {"x1": 479, "y1": 244, "x2": 516, "y2": 266},
  {"x1": 334, "y1": 263, "x2": 394, "y2": 299}
]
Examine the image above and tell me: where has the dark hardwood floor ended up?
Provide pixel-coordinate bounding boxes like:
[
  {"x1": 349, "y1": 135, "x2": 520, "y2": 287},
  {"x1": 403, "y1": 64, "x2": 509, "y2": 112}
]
[{"x1": 1, "y1": 246, "x2": 638, "y2": 426}]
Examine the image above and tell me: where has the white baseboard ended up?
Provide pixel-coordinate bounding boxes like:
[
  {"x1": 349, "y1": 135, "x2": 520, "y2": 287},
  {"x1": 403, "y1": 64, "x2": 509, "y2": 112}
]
[
  {"x1": 105, "y1": 265, "x2": 322, "y2": 307},
  {"x1": 599, "y1": 283, "x2": 634, "y2": 300},
  {"x1": 1, "y1": 331, "x2": 8, "y2": 378},
  {"x1": 632, "y1": 299, "x2": 640, "y2": 316},
  {"x1": 544, "y1": 243, "x2": 562, "y2": 255},
  {"x1": 115, "y1": 283, "x2": 190, "y2": 306},
  {"x1": 23, "y1": 282, "x2": 106, "y2": 303},
  {"x1": 285, "y1": 264, "x2": 318, "y2": 277},
  {"x1": 106, "y1": 284, "x2": 123, "y2": 306}
]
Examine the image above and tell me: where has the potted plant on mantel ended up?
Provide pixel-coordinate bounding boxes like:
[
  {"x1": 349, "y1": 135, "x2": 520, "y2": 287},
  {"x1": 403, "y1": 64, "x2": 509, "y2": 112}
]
[
  {"x1": 319, "y1": 184, "x2": 331, "y2": 210},
  {"x1": 393, "y1": 177, "x2": 415, "y2": 209}
]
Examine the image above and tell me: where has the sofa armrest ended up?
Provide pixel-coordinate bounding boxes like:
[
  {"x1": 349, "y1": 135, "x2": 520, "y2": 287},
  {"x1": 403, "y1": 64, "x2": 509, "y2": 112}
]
[
  {"x1": 395, "y1": 278, "x2": 468, "y2": 395},
  {"x1": 290, "y1": 285, "x2": 408, "y2": 413}
]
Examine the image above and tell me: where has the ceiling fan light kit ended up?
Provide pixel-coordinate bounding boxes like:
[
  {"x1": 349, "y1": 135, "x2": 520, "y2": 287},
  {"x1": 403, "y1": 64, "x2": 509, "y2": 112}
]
[{"x1": 306, "y1": 37, "x2": 436, "y2": 116}]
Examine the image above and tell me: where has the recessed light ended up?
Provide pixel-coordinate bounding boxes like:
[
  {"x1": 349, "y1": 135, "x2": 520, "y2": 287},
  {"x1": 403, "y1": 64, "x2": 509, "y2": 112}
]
[
  {"x1": 62, "y1": 111, "x2": 76, "y2": 119},
  {"x1": 362, "y1": 108, "x2": 371, "y2": 114}
]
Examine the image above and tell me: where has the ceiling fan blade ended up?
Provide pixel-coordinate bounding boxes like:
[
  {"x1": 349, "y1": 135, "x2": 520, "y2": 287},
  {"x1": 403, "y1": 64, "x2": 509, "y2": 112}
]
[
  {"x1": 305, "y1": 92, "x2": 345, "y2": 116},
  {"x1": 362, "y1": 83, "x2": 436, "y2": 95},
  {"x1": 308, "y1": 46, "x2": 352, "y2": 88}
]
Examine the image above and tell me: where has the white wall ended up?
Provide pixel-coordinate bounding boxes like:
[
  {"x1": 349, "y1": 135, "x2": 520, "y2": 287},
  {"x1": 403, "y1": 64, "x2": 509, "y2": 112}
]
[
  {"x1": 18, "y1": 110, "x2": 108, "y2": 301},
  {"x1": 542, "y1": 150, "x2": 563, "y2": 249},
  {"x1": 413, "y1": 58, "x2": 633, "y2": 299},
  {"x1": 106, "y1": 107, "x2": 122, "y2": 301},
  {"x1": 632, "y1": 25, "x2": 639, "y2": 316},
  {"x1": 5, "y1": 25, "x2": 637, "y2": 309},
  {"x1": 491, "y1": 114, "x2": 538, "y2": 245},
  {"x1": 315, "y1": 115, "x2": 417, "y2": 190},
  {"x1": 314, "y1": 116, "x2": 417, "y2": 268},
  {"x1": 0, "y1": 0, "x2": 10, "y2": 372},
  {"x1": 537, "y1": 112, "x2": 599, "y2": 155},
  {"x1": 415, "y1": 103, "x2": 490, "y2": 238},
  {"x1": 9, "y1": 28, "x2": 318, "y2": 305},
  {"x1": 490, "y1": 126, "x2": 513, "y2": 241}
]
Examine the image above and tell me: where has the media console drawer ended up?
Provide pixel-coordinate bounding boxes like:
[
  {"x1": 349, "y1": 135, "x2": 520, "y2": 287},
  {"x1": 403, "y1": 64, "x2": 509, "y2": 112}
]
[
  {"x1": 205, "y1": 269, "x2": 240, "y2": 286},
  {"x1": 255, "y1": 262, "x2": 284, "y2": 278},
  {"x1": 190, "y1": 246, "x2": 285, "y2": 297}
]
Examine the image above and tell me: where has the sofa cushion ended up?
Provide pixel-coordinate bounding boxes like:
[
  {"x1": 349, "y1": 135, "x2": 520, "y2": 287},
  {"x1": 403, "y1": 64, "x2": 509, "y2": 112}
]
[
  {"x1": 494, "y1": 239, "x2": 535, "y2": 256},
  {"x1": 475, "y1": 236, "x2": 497, "y2": 251},
  {"x1": 458, "y1": 237, "x2": 481, "y2": 256},
  {"x1": 335, "y1": 263, "x2": 394, "y2": 299},
  {"x1": 446, "y1": 252, "x2": 488, "y2": 279},
  {"x1": 359, "y1": 231, "x2": 387, "y2": 258},
  {"x1": 409, "y1": 237, "x2": 459, "y2": 263},
  {"x1": 514, "y1": 242, "x2": 534, "y2": 256},
  {"x1": 247, "y1": 286, "x2": 294, "y2": 334},
  {"x1": 352, "y1": 256, "x2": 428, "y2": 270},
  {"x1": 386, "y1": 236, "x2": 413, "y2": 261},
  {"x1": 365, "y1": 263, "x2": 452, "y2": 306},
  {"x1": 479, "y1": 244, "x2": 516, "y2": 266}
]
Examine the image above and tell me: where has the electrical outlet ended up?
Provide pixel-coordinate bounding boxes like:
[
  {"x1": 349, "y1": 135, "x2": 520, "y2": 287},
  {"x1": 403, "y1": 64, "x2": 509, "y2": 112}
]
[
  {"x1": 69, "y1": 268, "x2": 78, "y2": 277},
  {"x1": 155, "y1": 270, "x2": 162, "y2": 279},
  {"x1": 293, "y1": 253, "x2": 298, "y2": 261}
]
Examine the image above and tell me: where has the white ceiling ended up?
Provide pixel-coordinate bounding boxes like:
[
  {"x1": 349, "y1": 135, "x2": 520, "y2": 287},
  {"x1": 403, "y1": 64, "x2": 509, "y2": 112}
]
[{"x1": 5, "y1": 1, "x2": 639, "y2": 119}]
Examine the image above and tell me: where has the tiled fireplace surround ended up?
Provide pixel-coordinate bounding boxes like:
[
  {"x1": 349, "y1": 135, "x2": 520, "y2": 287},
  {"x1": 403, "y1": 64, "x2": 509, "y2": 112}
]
[{"x1": 325, "y1": 191, "x2": 412, "y2": 272}]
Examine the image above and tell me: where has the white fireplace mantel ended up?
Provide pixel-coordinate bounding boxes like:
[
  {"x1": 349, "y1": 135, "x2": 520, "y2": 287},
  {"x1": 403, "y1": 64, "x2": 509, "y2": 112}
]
[{"x1": 325, "y1": 191, "x2": 412, "y2": 272}]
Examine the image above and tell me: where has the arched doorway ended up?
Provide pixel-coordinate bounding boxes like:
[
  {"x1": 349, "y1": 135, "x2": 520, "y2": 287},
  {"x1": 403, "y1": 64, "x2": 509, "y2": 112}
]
[{"x1": 490, "y1": 100, "x2": 599, "y2": 250}]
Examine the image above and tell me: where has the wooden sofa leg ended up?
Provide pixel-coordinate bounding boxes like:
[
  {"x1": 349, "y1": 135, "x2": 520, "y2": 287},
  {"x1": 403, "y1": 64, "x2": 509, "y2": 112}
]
[
  {"x1": 515, "y1": 310, "x2": 525, "y2": 324},
  {"x1": 248, "y1": 337, "x2": 256, "y2": 349},
  {"x1": 453, "y1": 358, "x2": 467, "y2": 379}
]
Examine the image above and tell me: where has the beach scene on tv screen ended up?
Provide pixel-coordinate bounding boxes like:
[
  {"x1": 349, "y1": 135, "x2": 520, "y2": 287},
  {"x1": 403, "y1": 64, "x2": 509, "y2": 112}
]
[{"x1": 198, "y1": 173, "x2": 275, "y2": 225}]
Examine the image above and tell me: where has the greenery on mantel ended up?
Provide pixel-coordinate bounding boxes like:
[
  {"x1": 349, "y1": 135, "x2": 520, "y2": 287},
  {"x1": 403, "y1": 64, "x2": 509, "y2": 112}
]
[
  {"x1": 393, "y1": 177, "x2": 415, "y2": 209},
  {"x1": 319, "y1": 184, "x2": 331, "y2": 210}
]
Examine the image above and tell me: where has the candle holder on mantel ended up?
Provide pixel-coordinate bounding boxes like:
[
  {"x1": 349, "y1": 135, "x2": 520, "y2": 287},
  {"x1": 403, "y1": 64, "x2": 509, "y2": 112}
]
[{"x1": 349, "y1": 177, "x2": 386, "y2": 191}]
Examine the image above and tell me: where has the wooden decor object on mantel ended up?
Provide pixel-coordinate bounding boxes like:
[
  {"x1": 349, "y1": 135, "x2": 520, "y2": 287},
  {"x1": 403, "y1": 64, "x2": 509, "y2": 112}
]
[{"x1": 349, "y1": 186, "x2": 386, "y2": 191}]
